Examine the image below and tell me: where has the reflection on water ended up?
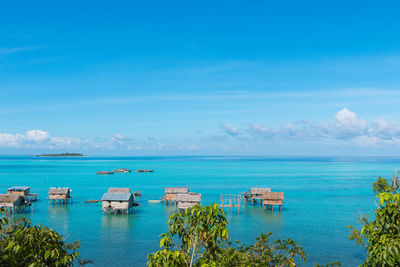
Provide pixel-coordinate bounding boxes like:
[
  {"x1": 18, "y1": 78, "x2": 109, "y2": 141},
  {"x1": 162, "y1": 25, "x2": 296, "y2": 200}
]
[
  {"x1": 101, "y1": 214, "x2": 132, "y2": 229},
  {"x1": 48, "y1": 204, "x2": 71, "y2": 216}
]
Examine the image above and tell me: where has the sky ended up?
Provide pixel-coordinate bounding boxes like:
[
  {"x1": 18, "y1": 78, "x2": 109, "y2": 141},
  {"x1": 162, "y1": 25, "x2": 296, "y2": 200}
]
[{"x1": 1, "y1": 1, "x2": 400, "y2": 156}]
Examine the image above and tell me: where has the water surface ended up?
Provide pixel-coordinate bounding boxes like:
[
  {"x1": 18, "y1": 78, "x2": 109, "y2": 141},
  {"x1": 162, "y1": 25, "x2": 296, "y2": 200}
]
[{"x1": 0, "y1": 156, "x2": 393, "y2": 266}]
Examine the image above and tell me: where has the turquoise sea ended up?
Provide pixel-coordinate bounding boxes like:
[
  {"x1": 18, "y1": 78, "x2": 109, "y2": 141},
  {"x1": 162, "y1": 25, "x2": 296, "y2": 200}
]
[{"x1": 0, "y1": 156, "x2": 393, "y2": 266}]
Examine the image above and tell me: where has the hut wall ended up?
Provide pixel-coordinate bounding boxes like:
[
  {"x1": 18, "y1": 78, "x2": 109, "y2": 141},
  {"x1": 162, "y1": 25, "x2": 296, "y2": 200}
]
[
  {"x1": 165, "y1": 193, "x2": 178, "y2": 201},
  {"x1": 49, "y1": 194, "x2": 68, "y2": 200},
  {"x1": 102, "y1": 199, "x2": 133, "y2": 211},
  {"x1": 8, "y1": 190, "x2": 28, "y2": 197}
]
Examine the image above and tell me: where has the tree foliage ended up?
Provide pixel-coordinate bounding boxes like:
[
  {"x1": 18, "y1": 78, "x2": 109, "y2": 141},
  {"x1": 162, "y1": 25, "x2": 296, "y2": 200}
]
[
  {"x1": 348, "y1": 176, "x2": 400, "y2": 266},
  {"x1": 148, "y1": 204, "x2": 339, "y2": 267},
  {"x1": 372, "y1": 176, "x2": 392, "y2": 194},
  {"x1": 0, "y1": 211, "x2": 90, "y2": 266}
]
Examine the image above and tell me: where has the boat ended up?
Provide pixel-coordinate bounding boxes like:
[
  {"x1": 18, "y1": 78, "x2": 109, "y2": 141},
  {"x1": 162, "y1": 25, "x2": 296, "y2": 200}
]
[
  {"x1": 96, "y1": 171, "x2": 114, "y2": 175},
  {"x1": 137, "y1": 169, "x2": 154, "y2": 173},
  {"x1": 113, "y1": 168, "x2": 132, "y2": 173}
]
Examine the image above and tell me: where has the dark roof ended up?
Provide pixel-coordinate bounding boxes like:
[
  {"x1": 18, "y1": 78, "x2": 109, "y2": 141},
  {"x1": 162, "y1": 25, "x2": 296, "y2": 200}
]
[
  {"x1": 101, "y1": 193, "x2": 132, "y2": 201},
  {"x1": 8, "y1": 186, "x2": 30, "y2": 191}
]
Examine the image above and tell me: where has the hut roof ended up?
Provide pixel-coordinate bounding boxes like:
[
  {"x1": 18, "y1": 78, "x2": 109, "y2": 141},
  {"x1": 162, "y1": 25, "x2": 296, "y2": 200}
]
[
  {"x1": 262, "y1": 191, "x2": 284, "y2": 200},
  {"x1": 107, "y1": 188, "x2": 130, "y2": 193},
  {"x1": 251, "y1": 188, "x2": 271, "y2": 195},
  {"x1": 49, "y1": 188, "x2": 70, "y2": 195},
  {"x1": 176, "y1": 193, "x2": 201, "y2": 203},
  {"x1": 165, "y1": 187, "x2": 189, "y2": 194},
  {"x1": 101, "y1": 193, "x2": 132, "y2": 201},
  {"x1": 8, "y1": 186, "x2": 30, "y2": 191},
  {"x1": 0, "y1": 194, "x2": 23, "y2": 203}
]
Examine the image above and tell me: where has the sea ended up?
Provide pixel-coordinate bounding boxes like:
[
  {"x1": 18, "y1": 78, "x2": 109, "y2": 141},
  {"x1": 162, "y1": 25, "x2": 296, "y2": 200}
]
[{"x1": 0, "y1": 155, "x2": 393, "y2": 266}]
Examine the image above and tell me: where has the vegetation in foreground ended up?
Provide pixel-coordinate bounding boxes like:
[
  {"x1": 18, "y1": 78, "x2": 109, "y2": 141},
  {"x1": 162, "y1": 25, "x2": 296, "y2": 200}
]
[
  {"x1": 0, "y1": 213, "x2": 90, "y2": 266},
  {"x1": 147, "y1": 204, "x2": 340, "y2": 266},
  {"x1": 347, "y1": 174, "x2": 400, "y2": 266}
]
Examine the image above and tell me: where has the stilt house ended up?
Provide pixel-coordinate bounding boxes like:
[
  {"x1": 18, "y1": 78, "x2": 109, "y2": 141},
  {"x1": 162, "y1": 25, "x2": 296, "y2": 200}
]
[
  {"x1": 48, "y1": 187, "x2": 72, "y2": 204},
  {"x1": 262, "y1": 192, "x2": 284, "y2": 211},
  {"x1": 164, "y1": 187, "x2": 189, "y2": 205},
  {"x1": 101, "y1": 188, "x2": 136, "y2": 214},
  {"x1": 176, "y1": 193, "x2": 201, "y2": 210},
  {"x1": 0, "y1": 194, "x2": 29, "y2": 213},
  {"x1": 244, "y1": 188, "x2": 271, "y2": 203},
  {"x1": 7, "y1": 186, "x2": 38, "y2": 201}
]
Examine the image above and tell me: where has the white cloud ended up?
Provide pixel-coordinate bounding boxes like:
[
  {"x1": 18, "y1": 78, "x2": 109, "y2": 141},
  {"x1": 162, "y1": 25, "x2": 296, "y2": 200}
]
[
  {"x1": 220, "y1": 123, "x2": 239, "y2": 136},
  {"x1": 0, "y1": 130, "x2": 86, "y2": 149},
  {"x1": 248, "y1": 124, "x2": 276, "y2": 139},
  {"x1": 25, "y1": 129, "x2": 50, "y2": 141},
  {"x1": 248, "y1": 108, "x2": 400, "y2": 146}
]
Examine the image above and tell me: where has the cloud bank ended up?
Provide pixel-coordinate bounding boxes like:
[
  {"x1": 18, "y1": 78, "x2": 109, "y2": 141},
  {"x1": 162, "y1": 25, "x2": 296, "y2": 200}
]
[
  {"x1": 1, "y1": 108, "x2": 400, "y2": 154},
  {"x1": 248, "y1": 108, "x2": 400, "y2": 146}
]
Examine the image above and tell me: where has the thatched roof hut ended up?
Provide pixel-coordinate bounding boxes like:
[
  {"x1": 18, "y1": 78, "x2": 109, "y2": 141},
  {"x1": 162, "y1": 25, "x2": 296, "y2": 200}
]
[
  {"x1": 0, "y1": 194, "x2": 28, "y2": 213},
  {"x1": 176, "y1": 193, "x2": 201, "y2": 210},
  {"x1": 7, "y1": 186, "x2": 30, "y2": 196},
  {"x1": 164, "y1": 187, "x2": 189, "y2": 204},
  {"x1": 48, "y1": 188, "x2": 72, "y2": 203},
  {"x1": 244, "y1": 188, "x2": 271, "y2": 201},
  {"x1": 262, "y1": 192, "x2": 284, "y2": 207},
  {"x1": 0, "y1": 194, "x2": 24, "y2": 207}
]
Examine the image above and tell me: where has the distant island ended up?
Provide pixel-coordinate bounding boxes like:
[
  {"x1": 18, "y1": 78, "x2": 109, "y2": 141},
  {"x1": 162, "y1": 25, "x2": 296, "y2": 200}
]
[{"x1": 36, "y1": 153, "x2": 84, "y2": 157}]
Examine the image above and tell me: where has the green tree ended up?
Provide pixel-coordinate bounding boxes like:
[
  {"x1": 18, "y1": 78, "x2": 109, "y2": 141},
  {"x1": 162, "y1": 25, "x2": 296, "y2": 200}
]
[
  {"x1": 0, "y1": 211, "x2": 90, "y2": 266},
  {"x1": 148, "y1": 204, "x2": 339, "y2": 267},
  {"x1": 147, "y1": 203, "x2": 229, "y2": 267},
  {"x1": 348, "y1": 177, "x2": 400, "y2": 266},
  {"x1": 372, "y1": 176, "x2": 392, "y2": 194}
]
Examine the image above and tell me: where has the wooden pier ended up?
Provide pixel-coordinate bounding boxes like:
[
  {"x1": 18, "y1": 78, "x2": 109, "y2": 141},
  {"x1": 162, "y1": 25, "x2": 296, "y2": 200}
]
[{"x1": 220, "y1": 194, "x2": 241, "y2": 214}]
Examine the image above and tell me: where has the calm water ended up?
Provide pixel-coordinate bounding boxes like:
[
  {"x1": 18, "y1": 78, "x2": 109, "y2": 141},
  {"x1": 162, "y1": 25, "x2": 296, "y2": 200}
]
[{"x1": 0, "y1": 156, "x2": 394, "y2": 266}]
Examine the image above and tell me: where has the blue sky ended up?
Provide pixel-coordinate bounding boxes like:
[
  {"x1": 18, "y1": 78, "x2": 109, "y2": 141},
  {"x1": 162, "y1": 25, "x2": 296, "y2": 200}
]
[{"x1": 1, "y1": 1, "x2": 400, "y2": 155}]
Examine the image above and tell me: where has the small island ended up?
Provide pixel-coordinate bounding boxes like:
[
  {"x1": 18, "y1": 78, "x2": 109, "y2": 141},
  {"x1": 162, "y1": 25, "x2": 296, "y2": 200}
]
[{"x1": 36, "y1": 153, "x2": 84, "y2": 157}]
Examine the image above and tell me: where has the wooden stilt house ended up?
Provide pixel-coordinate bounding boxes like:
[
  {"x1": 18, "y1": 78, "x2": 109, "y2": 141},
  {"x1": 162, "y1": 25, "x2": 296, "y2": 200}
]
[
  {"x1": 164, "y1": 187, "x2": 189, "y2": 205},
  {"x1": 0, "y1": 194, "x2": 30, "y2": 213},
  {"x1": 244, "y1": 188, "x2": 271, "y2": 204},
  {"x1": 101, "y1": 188, "x2": 137, "y2": 214},
  {"x1": 262, "y1": 192, "x2": 284, "y2": 211},
  {"x1": 48, "y1": 188, "x2": 72, "y2": 204},
  {"x1": 7, "y1": 186, "x2": 38, "y2": 202},
  {"x1": 176, "y1": 193, "x2": 201, "y2": 210}
]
